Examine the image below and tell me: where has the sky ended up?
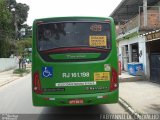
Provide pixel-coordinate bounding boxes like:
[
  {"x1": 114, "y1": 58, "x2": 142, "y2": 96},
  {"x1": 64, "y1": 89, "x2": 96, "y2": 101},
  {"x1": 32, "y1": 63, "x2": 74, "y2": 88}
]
[{"x1": 16, "y1": 0, "x2": 122, "y2": 26}]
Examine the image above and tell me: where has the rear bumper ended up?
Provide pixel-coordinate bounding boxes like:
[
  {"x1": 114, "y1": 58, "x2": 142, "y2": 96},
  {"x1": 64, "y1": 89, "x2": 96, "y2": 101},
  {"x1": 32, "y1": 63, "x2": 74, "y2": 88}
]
[{"x1": 32, "y1": 90, "x2": 118, "y2": 106}]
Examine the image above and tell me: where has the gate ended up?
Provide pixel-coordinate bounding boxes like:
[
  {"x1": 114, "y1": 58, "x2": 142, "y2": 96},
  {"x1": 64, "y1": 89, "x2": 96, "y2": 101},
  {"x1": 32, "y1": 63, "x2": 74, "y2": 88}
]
[{"x1": 150, "y1": 53, "x2": 160, "y2": 84}]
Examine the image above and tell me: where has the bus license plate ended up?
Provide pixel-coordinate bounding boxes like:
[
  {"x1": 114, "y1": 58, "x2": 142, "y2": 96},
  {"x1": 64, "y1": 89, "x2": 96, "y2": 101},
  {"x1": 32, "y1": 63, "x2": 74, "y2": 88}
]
[{"x1": 69, "y1": 99, "x2": 83, "y2": 104}]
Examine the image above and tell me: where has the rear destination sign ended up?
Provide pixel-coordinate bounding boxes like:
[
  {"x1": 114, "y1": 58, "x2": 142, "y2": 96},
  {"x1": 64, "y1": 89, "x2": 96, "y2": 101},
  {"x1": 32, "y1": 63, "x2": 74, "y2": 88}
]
[
  {"x1": 56, "y1": 82, "x2": 96, "y2": 86},
  {"x1": 89, "y1": 36, "x2": 107, "y2": 47}
]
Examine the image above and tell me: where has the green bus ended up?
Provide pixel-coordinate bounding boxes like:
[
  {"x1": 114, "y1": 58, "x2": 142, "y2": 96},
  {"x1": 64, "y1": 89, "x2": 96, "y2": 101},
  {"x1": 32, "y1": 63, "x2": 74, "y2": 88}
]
[{"x1": 32, "y1": 17, "x2": 118, "y2": 106}]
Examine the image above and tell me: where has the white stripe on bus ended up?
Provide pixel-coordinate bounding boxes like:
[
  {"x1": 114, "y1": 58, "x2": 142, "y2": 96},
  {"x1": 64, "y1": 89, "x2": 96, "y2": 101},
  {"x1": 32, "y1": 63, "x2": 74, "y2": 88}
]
[{"x1": 55, "y1": 82, "x2": 96, "y2": 86}]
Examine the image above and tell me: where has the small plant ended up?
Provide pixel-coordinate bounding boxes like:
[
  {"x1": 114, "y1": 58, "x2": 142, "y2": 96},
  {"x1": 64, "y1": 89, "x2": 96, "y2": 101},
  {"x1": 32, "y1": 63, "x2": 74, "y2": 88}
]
[{"x1": 13, "y1": 68, "x2": 30, "y2": 76}]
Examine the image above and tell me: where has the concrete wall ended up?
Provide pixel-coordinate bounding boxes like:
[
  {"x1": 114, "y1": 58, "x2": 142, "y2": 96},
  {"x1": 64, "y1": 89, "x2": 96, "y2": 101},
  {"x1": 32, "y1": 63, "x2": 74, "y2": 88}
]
[{"x1": 0, "y1": 58, "x2": 18, "y2": 72}]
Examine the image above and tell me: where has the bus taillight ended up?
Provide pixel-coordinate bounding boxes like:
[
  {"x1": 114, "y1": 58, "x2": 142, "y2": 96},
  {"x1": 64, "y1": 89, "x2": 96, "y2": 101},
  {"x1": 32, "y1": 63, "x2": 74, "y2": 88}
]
[
  {"x1": 110, "y1": 68, "x2": 118, "y2": 91},
  {"x1": 33, "y1": 72, "x2": 42, "y2": 94}
]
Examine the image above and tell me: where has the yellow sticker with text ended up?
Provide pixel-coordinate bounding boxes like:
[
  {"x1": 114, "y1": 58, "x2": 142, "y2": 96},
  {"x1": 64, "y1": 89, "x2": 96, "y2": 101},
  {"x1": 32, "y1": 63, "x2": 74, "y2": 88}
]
[
  {"x1": 94, "y1": 72, "x2": 110, "y2": 81},
  {"x1": 89, "y1": 36, "x2": 107, "y2": 47}
]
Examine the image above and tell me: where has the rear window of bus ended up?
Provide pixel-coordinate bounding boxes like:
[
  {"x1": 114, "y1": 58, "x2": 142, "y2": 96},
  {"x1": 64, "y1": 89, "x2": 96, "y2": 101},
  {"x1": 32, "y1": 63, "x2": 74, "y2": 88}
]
[{"x1": 37, "y1": 22, "x2": 111, "y2": 51}]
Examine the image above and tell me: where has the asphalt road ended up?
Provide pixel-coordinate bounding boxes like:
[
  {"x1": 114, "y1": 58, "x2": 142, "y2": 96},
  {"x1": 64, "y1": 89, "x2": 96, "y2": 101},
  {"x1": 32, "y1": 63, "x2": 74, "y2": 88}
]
[{"x1": 0, "y1": 74, "x2": 132, "y2": 120}]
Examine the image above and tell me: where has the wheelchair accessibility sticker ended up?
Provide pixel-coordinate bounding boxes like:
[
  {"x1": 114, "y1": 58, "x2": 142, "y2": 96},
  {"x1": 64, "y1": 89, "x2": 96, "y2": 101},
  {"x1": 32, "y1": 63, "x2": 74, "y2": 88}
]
[{"x1": 42, "y1": 67, "x2": 53, "y2": 78}]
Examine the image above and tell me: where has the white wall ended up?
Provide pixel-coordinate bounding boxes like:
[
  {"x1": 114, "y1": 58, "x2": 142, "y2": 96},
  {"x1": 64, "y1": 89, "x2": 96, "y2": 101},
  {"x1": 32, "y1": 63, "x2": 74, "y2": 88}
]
[
  {"x1": 118, "y1": 36, "x2": 147, "y2": 75},
  {"x1": 145, "y1": 53, "x2": 150, "y2": 79},
  {"x1": 0, "y1": 58, "x2": 18, "y2": 72}
]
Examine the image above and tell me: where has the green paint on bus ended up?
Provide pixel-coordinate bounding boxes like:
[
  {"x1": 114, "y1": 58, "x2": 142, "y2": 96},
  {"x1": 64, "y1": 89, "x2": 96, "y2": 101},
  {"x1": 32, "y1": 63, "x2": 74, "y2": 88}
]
[{"x1": 32, "y1": 17, "x2": 118, "y2": 106}]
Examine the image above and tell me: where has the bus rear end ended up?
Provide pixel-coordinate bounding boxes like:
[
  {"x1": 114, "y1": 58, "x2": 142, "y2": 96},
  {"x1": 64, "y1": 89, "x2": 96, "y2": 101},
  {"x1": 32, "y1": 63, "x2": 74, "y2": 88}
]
[{"x1": 32, "y1": 17, "x2": 118, "y2": 106}]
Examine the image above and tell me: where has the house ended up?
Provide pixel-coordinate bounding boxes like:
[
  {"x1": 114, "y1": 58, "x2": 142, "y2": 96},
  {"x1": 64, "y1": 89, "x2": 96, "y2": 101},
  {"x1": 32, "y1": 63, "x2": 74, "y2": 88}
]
[{"x1": 110, "y1": 0, "x2": 160, "y2": 83}]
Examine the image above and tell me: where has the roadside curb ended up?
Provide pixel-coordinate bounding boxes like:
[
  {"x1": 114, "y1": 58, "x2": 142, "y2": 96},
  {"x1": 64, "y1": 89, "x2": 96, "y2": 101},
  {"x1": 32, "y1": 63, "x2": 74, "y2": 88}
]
[
  {"x1": 0, "y1": 72, "x2": 31, "y2": 87},
  {"x1": 119, "y1": 76, "x2": 146, "y2": 83},
  {"x1": 0, "y1": 78, "x2": 19, "y2": 87},
  {"x1": 119, "y1": 97, "x2": 141, "y2": 120}
]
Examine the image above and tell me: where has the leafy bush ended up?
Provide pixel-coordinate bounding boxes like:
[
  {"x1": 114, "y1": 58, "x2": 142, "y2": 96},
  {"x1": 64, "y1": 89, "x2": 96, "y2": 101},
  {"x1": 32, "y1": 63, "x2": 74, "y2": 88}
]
[
  {"x1": 13, "y1": 68, "x2": 30, "y2": 76},
  {"x1": 0, "y1": 0, "x2": 14, "y2": 57},
  {"x1": 16, "y1": 38, "x2": 32, "y2": 56}
]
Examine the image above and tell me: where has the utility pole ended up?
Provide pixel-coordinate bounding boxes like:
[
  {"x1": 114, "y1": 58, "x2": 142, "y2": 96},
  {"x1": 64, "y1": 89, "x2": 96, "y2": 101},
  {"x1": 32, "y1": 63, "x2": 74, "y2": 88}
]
[
  {"x1": 11, "y1": 5, "x2": 18, "y2": 40},
  {"x1": 143, "y1": 0, "x2": 147, "y2": 27},
  {"x1": 14, "y1": 13, "x2": 18, "y2": 39}
]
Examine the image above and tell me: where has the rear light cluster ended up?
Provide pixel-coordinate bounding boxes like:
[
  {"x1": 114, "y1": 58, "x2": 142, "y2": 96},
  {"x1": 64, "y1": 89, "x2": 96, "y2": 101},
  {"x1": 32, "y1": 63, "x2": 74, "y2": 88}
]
[
  {"x1": 110, "y1": 68, "x2": 118, "y2": 91},
  {"x1": 33, "y1": 72, "x2": 42, "y2": 94}
]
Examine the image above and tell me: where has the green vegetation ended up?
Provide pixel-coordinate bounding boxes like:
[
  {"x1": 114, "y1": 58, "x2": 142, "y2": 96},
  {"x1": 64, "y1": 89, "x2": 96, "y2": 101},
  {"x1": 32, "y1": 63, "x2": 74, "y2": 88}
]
[
  {"x1": 0, "y1": 0, "x2": 14, "y2": 58},
  {"x1": 0, "y1": 0, "x2": 31, "y2": 58},
  {"x1": 15, "y1": 3, "x2": 29, "y2": 31},
  {"x1": 0, "y1": 0, "x2": 13, "y2": 31},
  {"x1": 16, "y1": 38, "x2": 32, "y2": 56},
  {"x1": 13, "y1": 68, "x2": 30, "y2": 76}
]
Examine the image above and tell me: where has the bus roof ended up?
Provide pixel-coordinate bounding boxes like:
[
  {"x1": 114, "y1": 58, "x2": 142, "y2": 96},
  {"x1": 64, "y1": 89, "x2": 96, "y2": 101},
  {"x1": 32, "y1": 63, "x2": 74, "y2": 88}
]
[{"x1": 33, "y1": 16, "x2": 114, "y2": 24}]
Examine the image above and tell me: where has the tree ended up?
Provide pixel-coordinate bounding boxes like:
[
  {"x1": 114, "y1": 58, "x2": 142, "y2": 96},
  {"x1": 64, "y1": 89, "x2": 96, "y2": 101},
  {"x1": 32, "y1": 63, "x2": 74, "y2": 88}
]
[
  {"x1": 16, "y1": 38, "x2": 32, "y2": 56},
  {"x1": 0, "y1": 0, "x2": 13, "y2": 57},
  {"x1": 6, "y1": 0, "x2": 16, "y2": 11},
  {"x1": 15, "y1": 3, "x2": 29, "y2": 31},
  {"x1": 21, "y1": 24, "x2": 32, "y2": 38},
  {"x1": 0, "y1": 0, "x2": 13, "y2": 31},
  {"x1": 0, "y1": 0, "x2": 30, "y2": 57}
]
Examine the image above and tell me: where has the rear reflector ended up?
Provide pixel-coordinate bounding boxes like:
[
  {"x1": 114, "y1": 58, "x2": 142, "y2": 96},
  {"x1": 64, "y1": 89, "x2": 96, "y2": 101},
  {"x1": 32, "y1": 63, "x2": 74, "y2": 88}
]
[
  {"x1": 110, "y1": 68, "x2": 118, "y2": 91},
  {"x1": 33, "y1": 72, "x2": 42, "y2": 94}
]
